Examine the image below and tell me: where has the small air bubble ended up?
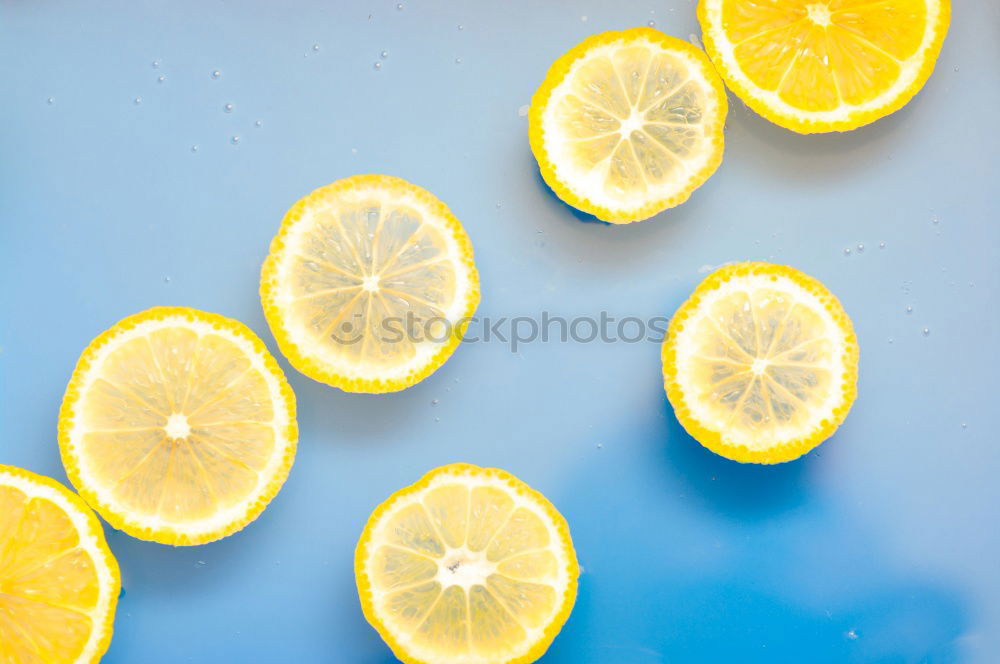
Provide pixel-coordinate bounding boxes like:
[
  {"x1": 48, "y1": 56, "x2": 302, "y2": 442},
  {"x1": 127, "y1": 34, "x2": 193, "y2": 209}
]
[
  {"x1": 496, "y1": 202, "x2": 502, "y2": 209},
  {"x1": 312, "y1": 43, "x2": 320, "y2": 51},
  {"x1": 211, "y1": 70, "x2": 221, "y2": 79},
  {"x1": 434, "y1": 417, "x2": 440, "y2": 423},
  {"x1": 380, "y1": 50, "x2": 389, "y2": 59},
  {"x1": 163, "y1": 276, "x2": 171, "y2": 283},
  {"x1": 518, "y1": 104, "x2": 530, "y2": 117},
  {"x1": 596, "y1": 443, "x2": 603, "y2": 449},
  {"x1": 879, "y1": 241, "x2": 886, "y2": 248},
  {"x1": 134, "y1": 96, "x2": 142, "y2": 105},
  {"x1": 906, "y1": 305, "x2": 913, "y2": 313},
  {"x1": 373, "y1": 61, "x2": 382, "y2": 70},
  {"x1": 255, "y1": 119, "x2": 263, "y2": 127},
  {"x1": 843, "y1": 248, "x2": 851, "y2": 255},
  {"x1": 191, "y1": 145, "x2": 199, "y2": 152},
  {"x1": 157, "y1": 75, "x2": 166, "y2": 83},
  {"x1": 152, "y1": 60, "x2": 161, "y2": 68},
  {"x1": 888, "y1": 337, "x2": 893, "y2": 344},
  {"x1": 223, "y1": 103, "x2": 233, "y2": 113},
  {"x1": 961, "y1": 422, "x2": 967, "y2": 429},
  {"x1": 932, "y1": 215, "x2": 939, "y2": 224},
  {"x1": 231, "y1": 135, "x2": 240, "y2": 144},
  {"x1": 648, "y1": 20, "x2": 656, "y2": 27},
  {"x1": 457, "y1": 24, "x2": 464, "y2": 30},
  {"x1": 455, "y1": 57, "x2": 462, "y2": 64},
  {"x1": 396, "y1": 2, "x2": 403, "y2": 9},
  {"x1": 846, "y1": 629, "x2": 859, "y2": 641},
  {"x1": 47, "y1": 97, "x2": 55, "y2": 105},
  {"x1": 857, "y1": 243, "x2": 864, "y2": 252},
  {"x1": 953, "y1": 66, "x2": 959, "y2": 72},
  {"x1": 581, "y1": 15, "x2": 588, "y2": 21},
  {"x1": 351, "y1": 147, "x2": 358, "y2": 154},
  {"x1": 922, "y1": 327, "x2": 930, "y2": 336},
  {"x1": 431, "y1": 399, "x2": 439, "y2": 406}
]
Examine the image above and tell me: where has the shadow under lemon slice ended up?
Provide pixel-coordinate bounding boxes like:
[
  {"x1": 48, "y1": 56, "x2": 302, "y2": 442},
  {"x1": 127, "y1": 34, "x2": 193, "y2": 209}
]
[
  {"x1": 355, "y1": 463, "x2": 578, "y2": 664},
  {"x1": 663, "y1": 263, "x2": 859, "y2": 464}
]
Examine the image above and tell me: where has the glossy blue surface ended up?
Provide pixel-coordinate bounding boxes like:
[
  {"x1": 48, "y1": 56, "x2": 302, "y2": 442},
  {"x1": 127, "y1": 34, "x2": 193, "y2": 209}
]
[{"x1": 1, "y1": 1, "x2": 997, "y2": 662}]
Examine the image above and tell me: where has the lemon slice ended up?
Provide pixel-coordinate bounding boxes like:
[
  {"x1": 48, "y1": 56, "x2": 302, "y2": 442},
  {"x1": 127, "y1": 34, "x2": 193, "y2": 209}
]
[
  {"x1": 529, "y1": 28, "x2": 727, "y2": 223},
  {"x1": 355, "y1": 464, "x2": 578, "y2": 664},
  {"x1": 698, "y1": 0, "x2": 950, "y2": 133},
  {"x1": 0, "y1": 465, "x2": 120, "y2": 663},
  {"x1": 662, "y1": 263, "x2": 859, "y2": 463},
  {"x1": 260, "y1": 175, "x2": 480, "y2": 394},
  {"x1": 58, "y1": 307, "x2": 298, "y2": 546}
]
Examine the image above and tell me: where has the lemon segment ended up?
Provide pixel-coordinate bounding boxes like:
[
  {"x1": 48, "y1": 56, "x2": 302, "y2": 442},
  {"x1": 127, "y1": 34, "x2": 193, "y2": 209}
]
[
  {"x1": 698, "y1": 0, "x2": 950, "y2": 132},
  {"x1": 529, "y1": 28, "x2": 727, "y2": 223},
  {"x1": 58, "y1": 307, "x2": 298, "y2": 546},
  {"x1": 0, "y1": 465, "x2": 120, "y2": 664},
  {"x1": 260, "y1": 175, "x2": 480, "y2": 394},
  {"x1": 663, "y1": 263, "x2": 858, "y2": 463},
  {"x1": 356, "y1": 464, "x2": 578, "y2": 664}
]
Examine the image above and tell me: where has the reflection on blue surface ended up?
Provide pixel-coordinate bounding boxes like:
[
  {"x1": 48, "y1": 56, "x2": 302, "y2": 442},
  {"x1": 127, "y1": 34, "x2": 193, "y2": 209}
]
[{"x1": 0, "y1": 0, "x2": 997, "y2": 662}]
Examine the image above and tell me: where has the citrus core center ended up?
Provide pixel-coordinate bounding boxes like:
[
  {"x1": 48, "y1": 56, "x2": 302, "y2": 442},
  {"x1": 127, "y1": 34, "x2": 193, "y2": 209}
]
[
  {"x1": 437, "y1": 548, "x2": 495, "y2": 588},
  {"x1": 164, "y1": 413, "x2": 191, "y2": 439},
  {"x1": 806, "y1": 3, "x2": 833, "y2": 26}
]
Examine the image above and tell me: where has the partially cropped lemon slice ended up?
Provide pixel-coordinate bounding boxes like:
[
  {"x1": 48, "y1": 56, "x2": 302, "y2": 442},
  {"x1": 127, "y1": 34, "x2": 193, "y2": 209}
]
[
  {"x1": 260, "y1": 175, "x2": 480, "y2": 393},
  {"x1": 0, "y1": 465, "x2": 120, "y2": 663},
  {"x1": 529, "y1": 28, "x2": 727, "y2": 223},
  {"x1": 698, "y1": 0, "x2": 950, "y2": 133},
  {"x1": 356, "y1": 464, "x2": 578, "y2": 664},
  {"x1": 663, "y1": 263, "x2": 859, "y2": 463},
  {"x1": 59, "y1": 307, "x2": 298, "y2": 545}
]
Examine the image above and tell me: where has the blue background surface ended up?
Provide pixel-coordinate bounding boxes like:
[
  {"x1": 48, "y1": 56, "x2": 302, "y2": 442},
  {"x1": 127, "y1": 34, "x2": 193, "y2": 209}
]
[{"x1": 1, "y1": 1, "x2": 998, "y2": 662}]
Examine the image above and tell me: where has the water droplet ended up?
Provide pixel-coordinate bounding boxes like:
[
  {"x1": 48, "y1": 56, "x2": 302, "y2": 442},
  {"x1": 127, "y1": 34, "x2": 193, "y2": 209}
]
[
  {"x1": 457, "y1": 24, "x2": 464, "y2": 30},
  {"x1": 906, "y1": 305, "x2": 913, "y2": 313},
  {"x1": 231, "y1": 135, "x2": 240, "y2": 144},
  {"x1": 211, "y1": 70, "x2": 221, "y2": 79},
  {"x1": 223, "y1": 103, "x2": 233, "y2": 113},
  {"x1": 888, "y1": 337, "x2": 893, "y2": 344},
  {"x1": 431, "y1": 399, "x2": 439, "y2": 406},
  {"x1": 879, "y1": 241, "x2": 886, "y2": 248},
  {"x1": 596, "y1": 443, "x2": 603, "y2": 449},
  {"x1": 843, "y1": 248, "x2": 851, "y2": 255},
  {"x1": 932, "y1": 215, "x2": 939, "y2": 224},
  {"x1": 953, "y1": 65, "x2": 959, "y2": 72},
  {"x1": 518, "y1": 104, "x2": 530, "y2": 117},
  {"x1": 380, "y1": 50, "x2": 389, "y2": 59},
  {"x1": 922, "y1": 327, "x2": 930, "y2": 336},
  {"x1": 194, "y1": 560, "x2": 206, "y2": 568},
  {"x1": 455, "y1": 57, "x2": 462, "y2": 64},
  {"x1": 163, "y1": 276, "x2": 171, "y2": 283},
  {"x1": 648, "y1": 20, "x2": 656, "y2": 26},
  {"x1": 856, "y1": 243, "x2": 864, "y2": 252},
  {"x1": 134, "y1": 96, "x2": 142, "y2": 105},
  {"x1": 157, "y1": 75, "x2": 166, "y2": 83},
  {"x1": 396, "y1": 2, "x2": 403, "y2": 9},
  {"x1": 846, "y1": 629, "x2": 858, "y2": 641},
  {"x1": 581, "y1": 15, "x2": 588, "y2": 21},
  {"x1": 46, "y1": 97, "x2": 54, "y2": 105},
  {"x1": 312, "y1": 43, "x2": 320, "y2": 51},
  {"x1": 254, "y1": 119, "x2": 263, "y2": 128},
  {"x1": 496, "y1": 202, "x2": 502, "y2": 209},
  {"x1": 961, "y1": 422, "x2": 967, "y2": 429},
  {"x1": 434, "y1": 417, "x2": 440, "y2": 423},
  {"x1": 191, "y1": 144, "x2": 199, "y2": 152},
  {"x1": 373, "y1": 61, "x2": 383, "y2": 71},
  {"x1": 152, "y1": 59, "x2": 161, "y2": 68}
]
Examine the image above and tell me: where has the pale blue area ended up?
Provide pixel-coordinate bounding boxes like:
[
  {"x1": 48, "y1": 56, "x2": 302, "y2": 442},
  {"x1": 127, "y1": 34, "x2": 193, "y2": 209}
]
[{"x1": 1, "y1": 1, "x2": 998, "y2": 662}]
